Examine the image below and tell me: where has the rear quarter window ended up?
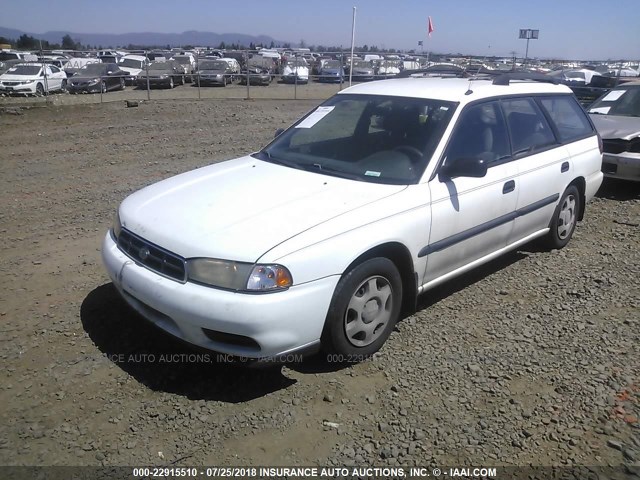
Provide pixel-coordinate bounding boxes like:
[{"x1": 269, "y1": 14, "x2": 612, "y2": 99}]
[{"x1": 539, "y1": 96, "x2": 594, "y2": 143}]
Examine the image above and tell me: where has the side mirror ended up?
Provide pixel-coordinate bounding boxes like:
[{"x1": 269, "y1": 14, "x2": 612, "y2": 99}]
[
  {"x1": 274, "y1": 128, "x2": 285, "y2": 138},
  {"x1": 440, "y1": 157, "x2": 488, "y2": 179}
]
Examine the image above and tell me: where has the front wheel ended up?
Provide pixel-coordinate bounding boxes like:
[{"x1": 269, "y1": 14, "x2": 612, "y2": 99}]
[
  {"x1": 36, "y1": 83, "x2": 44, "y2": 96},
  {"x1": 168, "y1": 77, "x2": 174, "y2": 89},
  {"x1": 60, "y1": 79, "x2": 67, "y2": 92},
  {"x1": 321, "y1": 257, "x2": 402, "y2": 361},
  {"x1": 119, "y1": 78, "x2": 125, "y2": 91},
  {"x1": 543, "y1": 185, "x2": 580, "y2": 249}
]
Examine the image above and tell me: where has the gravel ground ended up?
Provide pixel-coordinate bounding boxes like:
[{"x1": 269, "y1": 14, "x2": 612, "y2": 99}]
[{"x1": 0, "y1": 98, "x2": 638, "y2": 476}]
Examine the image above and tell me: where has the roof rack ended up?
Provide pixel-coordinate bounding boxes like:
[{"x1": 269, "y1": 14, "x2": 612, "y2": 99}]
[{"x1": 492, "y1": 72, "x2": 560, "y2": 86}]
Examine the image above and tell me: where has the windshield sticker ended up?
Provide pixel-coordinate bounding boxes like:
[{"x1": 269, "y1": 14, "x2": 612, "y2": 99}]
[
  {"x1": 295, "y1": 106, "x2": 335, "y2": 128},
  {"x1": 602, "y1": 90, "x2": 626, "y2": 102},
  {"x1": 365, "y1": 170, "x2": 381, "y2": 177},
  {"x1": 590, "y1": 106, "x2": 611, "y2": 115}
]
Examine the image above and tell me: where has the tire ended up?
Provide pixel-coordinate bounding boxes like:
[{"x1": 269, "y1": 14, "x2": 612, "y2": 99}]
[
  {"x1": 101, "y1": 81, "x2": 107, "y2": 93},
  {"x1": 36, "y1": 83, "x2": 44, "y2": 96},
  {"x1": 119, "y1": 78, "x2": 125, "y2": 91},
  {"x1": 168, "y1": 77, "x2": 174, "y2": 89},
  {"x1": 321, "y1": 257, "x2": 402, "y2": 361},
  {"x1": 60, "y1": 79, "x2": 67, "y2": 92},
  {"x1": 543, "y1": 185, "x2": 580, "y2": 249}
]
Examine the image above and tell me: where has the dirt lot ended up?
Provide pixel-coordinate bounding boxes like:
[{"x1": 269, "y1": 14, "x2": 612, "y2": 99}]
[{"x1": 0, "y1": 96, "x2": 638, "y2": 475}]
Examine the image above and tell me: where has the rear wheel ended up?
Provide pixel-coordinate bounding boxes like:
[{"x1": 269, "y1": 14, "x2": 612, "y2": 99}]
[
  {"x1": 321, "y1": 257, "x2": 402, "y2": 361},
  {"x1": 543, "y1": 185, "x2": 580, "y2": 249}
]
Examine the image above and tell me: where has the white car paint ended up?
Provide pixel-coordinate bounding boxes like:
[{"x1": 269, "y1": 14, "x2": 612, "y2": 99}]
[
  {"x1": 0, "y1": 63, "x2": 67, "y2": 94},
  {"x1": 103, "y1": 76, "x2": 603, "y2": 361}
]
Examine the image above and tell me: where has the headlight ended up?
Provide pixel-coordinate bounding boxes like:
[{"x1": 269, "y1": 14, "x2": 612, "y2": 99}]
[
  {"x1": 112, "y1": 210, "x2": 122, "y2": 239},
  {"x1": 88, "y1": 78, "x2": 100, "y2": 84},
  {"x1": 247, "y1": 264, "x2": 293, "y2": 291},
  {"x1": 186, "y1": 259, "x2": 292, "y2": 292}
]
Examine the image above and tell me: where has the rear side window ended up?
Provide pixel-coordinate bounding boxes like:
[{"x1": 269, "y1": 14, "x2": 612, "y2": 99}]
[
  {"x1": 539, "y1": 96, "x2": 593, "y2": 142},
  {"x1": 502, "y1": 98, "x2": 557, "y2": 155}
]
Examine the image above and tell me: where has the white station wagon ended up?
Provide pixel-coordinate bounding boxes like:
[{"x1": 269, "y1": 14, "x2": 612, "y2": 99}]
[{"x1": 102, "y1": 74, "x2": 603, "y2": 363}]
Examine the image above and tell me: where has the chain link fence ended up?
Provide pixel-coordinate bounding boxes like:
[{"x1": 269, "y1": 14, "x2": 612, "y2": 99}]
[{"x1": 1, "y1": 50, "x2": 638, "y2": 108}]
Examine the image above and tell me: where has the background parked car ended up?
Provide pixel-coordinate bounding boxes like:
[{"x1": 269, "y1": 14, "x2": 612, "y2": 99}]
[
  {"x1": 118, "y1": 55, "x2": 149, "y2": 85},
  {"x1": 347, "y1": 60, "x2": 376, "y2": 81},
  {"x1": 0, "y1": 63, "x2": 67, "y2": 95},
  {"x1": 172, "y1": 54, "x2": 195, "y2": 83},
  {"x1": 238, "y1": 61, "x2": 273, "y2": 86},
  {"x1": 281, "y1": 58, "x2": 309, "y2": 84},
  {"x1": 0, "y1": 59, "x2": 23, "y2": 75},
  {"x1": 589, "y1": 82, "x2": 640, "y2": 182},
  {"x1": 63, "y1": 57, "x2": 100, "y2": 77},
  {"x1": 196, "y1": 60, "x2": 234, "y2": 86},
  {"x1": 317, "y1": 59, "x2": 344, "y2": 83},
  {"x1": 68, "y1": 63, "x2": 126, "y2": 94},
  {"x1": 137, "y1": 60, "x2": 185, "y2": 89}
]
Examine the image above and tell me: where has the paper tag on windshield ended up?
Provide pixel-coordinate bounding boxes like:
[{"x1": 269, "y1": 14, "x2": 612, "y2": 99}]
[
  {"x1": 295, "y1": 106, "x2": 335, "y2": 128},
  {"x1": 602, "y1": 90, "x2": 626, "y2": 102},
  {"x1": 590, "y1": 106, "x2": 611, "y2": 115}
]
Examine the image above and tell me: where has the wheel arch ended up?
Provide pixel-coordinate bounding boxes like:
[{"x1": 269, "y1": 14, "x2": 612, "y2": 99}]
[
  {"x1": 568, "y1": 176, "x2": 586, "y2": 220},
  {"x1": 341, "y1": 242, "x2": 417, "y2": 318}
]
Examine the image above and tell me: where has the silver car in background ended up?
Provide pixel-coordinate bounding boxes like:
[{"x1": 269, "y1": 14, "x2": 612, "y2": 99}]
[{"x1": 589, "y1": 82, "x2": 640, "y2": 181}]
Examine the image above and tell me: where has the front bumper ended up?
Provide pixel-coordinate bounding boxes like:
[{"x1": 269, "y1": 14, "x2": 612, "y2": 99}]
[
  {"x1": 68, "y1": 83, "x2": 101, "y2": 93},
  {"x1": 602, "y1": 152, "x2": 640, "y2": 182},
  {"x1": 137, "y1": 78, "x2": 171, "y2": 88},
  {"x1": 102, "y1": 232, "x2": 338, "y2": 360},
  {"x1": 0, "y1": 84, "x2": 37, "y2": 94},
  {"x1": 198, "y1": 76, "x2": 226, "y2": 86}
]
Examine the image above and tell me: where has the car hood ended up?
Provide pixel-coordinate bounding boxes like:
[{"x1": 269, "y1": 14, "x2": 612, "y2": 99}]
[
  {"x1": 119, "y1": 156, "x2": 406, "y2": 262},
  {"x1": 199, "y1": 69, "x2": 226, "y2": 74},
  {"x1": 121, "y1": 67, "x2": 143, "y2": 75},
  {"x1": 0, "y1": 74, "x2": 38, "y2": 81},
  {"x1": 71, "y1": 74, "x2": 105, "y2": 81},
  {"x1": 591, "y1": 114, "x2": 640, "y2": 140}
]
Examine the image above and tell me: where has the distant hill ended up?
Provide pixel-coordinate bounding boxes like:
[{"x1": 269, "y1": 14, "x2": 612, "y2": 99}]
[{"x1": 0, "y1": 26, "x2": 287, "y2": 48}]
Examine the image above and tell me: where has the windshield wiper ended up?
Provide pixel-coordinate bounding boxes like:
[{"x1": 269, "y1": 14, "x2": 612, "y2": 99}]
[
  {"x1": 256, "y1": 150, "x2": 305, "y2": 170},
  {"x1": 306, "y1": 163, "x2": 362, "y2": 181}
]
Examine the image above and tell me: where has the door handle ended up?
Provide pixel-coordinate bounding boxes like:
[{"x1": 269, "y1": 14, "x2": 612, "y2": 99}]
[
  {"x1": 561, "y1": 161, "x2": 569, "y2": 173},
  {"x1": 503, "y1": 180, "x2": 515, "y2": 194}
]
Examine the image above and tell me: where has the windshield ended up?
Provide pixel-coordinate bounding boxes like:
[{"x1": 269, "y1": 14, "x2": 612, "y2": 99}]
[
  {"x1": 173, "y1": 56, "x2": 191, "y2": 65},
  {"x1": 323, "y1": 60, "x2": 341, "y2": 69},
  {"x1": 6, "y1": 65, "x2": 41, "y2": 75},
  {"x1": 352, "y1": 61, "x2": 371, "y2": 69},
  {"x1": 286, "y1": 59, "x2": 307, "y2": 67},
  {"x1": 200, "y1": 61, "x2": 226, "y2": 70},
  {"x1": 120, "y1": 58, "x2": 143, "y2": 69},
  {"x1": 80, "y1": 64, "x2": 107, "y2": 74},
  {"x1": 255, "y1": 94, "x2": 456, "y2": 184},
  {"x1": 589, "y1": 87, "x2": 640, "y2": 117}
]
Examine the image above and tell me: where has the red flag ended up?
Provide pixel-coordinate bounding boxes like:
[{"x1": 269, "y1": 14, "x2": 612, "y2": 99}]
[{"x1": 428, "y1": 16, "x2": 434, "y2": 37}]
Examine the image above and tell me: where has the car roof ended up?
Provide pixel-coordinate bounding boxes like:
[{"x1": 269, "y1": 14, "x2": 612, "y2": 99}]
[{"x1": 338, "y1": 77, "x2": 572, "y2": 104}]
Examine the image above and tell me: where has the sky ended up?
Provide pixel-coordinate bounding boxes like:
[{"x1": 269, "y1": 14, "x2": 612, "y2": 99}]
[{"x1": 2, "y1": 0, "x2": 639, "y2": 60}]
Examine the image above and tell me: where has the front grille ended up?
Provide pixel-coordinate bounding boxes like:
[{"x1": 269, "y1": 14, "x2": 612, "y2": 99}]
[
  {"x1": 117, "y1": 228, "x2": 186, "y2": 282},
  {"x1": 3, "y1": 82, "x2": 20, "y2": 86}
]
